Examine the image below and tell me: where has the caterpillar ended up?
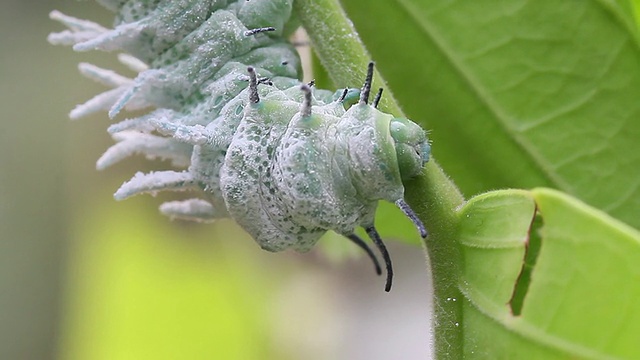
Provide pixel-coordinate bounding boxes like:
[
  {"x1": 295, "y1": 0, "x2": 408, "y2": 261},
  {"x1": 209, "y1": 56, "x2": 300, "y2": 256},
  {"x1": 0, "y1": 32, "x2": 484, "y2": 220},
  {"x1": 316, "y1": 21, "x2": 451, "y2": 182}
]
[{"x1": 49, "y1": 0, "x2": 430, "y2": 292}]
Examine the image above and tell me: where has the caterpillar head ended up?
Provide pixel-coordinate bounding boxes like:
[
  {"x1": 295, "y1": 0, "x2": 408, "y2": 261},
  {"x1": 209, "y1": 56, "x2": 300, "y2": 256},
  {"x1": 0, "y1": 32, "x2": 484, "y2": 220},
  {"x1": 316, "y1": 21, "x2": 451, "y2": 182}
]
[{"x1": 390, "y1": 117, "x2": 431, "y2": 180}]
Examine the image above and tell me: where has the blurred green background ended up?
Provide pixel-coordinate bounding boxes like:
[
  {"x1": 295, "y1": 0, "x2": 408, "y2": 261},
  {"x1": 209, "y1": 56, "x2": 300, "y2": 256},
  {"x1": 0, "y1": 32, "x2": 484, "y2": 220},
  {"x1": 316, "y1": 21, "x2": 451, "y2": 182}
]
[{"x1": 0, "y1": 1, "x2": 432, "y2": 359}]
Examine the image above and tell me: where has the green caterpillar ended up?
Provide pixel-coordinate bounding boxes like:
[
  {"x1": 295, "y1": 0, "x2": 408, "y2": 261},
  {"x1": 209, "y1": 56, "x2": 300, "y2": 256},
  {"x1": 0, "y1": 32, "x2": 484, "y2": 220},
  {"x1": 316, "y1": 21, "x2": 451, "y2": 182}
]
[{"x1": 49, "y1": 0, "x2": 430, "y2": 292}]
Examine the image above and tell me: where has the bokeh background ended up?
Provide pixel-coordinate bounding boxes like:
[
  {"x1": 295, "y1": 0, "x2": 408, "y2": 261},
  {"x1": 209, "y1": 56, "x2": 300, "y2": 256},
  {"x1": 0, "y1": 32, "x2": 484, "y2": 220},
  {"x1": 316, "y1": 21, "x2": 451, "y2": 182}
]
[{"x1": 0, "y1": 1, "x2": 433, "y2": 359}]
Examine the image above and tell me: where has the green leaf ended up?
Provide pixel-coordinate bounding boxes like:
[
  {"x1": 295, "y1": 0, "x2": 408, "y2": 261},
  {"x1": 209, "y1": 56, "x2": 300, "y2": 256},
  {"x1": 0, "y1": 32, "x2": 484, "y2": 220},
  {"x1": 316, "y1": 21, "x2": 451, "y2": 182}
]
[
  {"x1": 341, "y1": 0, "x2": 640, "y2": 229},
  {"x1": 298, "y1": 2, "x2": 640, "y2": 358},
  {"x1": 458, "y1": 188, "x2": 640, "y2": 359}
]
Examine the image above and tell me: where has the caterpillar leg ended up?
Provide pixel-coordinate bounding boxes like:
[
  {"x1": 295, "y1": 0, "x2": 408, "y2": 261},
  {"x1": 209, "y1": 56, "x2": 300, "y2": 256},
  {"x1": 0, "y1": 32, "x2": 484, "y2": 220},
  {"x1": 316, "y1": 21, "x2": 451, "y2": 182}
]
[
  {"x1": 159, "y1": 199, "x2": 221, "y2": 222},
  {"x1": 365, "y1": 227, "x2": 394, "y2": 292},
  {"x1": 97, "y1": 131, "x2": 192, "y2": 170},
  {"x1": 346, "y1": 234, "x2": 382, "y2": 276},
  {"x1": 114, "y1": 170, "x2": 197, "y2": 200},
  {"x1": 395, "y1": 199, "x2": 428, "y2": 238}
]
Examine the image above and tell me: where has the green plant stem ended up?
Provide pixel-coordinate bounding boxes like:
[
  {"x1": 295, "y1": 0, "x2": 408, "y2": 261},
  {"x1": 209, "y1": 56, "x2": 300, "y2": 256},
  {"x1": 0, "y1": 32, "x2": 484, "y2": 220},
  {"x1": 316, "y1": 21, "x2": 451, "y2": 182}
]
[
  {"x1": 292, "y1": 0, "x2": 402, "y2": 114},
  {"x1": 294, "y1": 0, "x2": 466, "y2": 357},
  {"x1": 405, "y1": 161, "x2": 465, "y2": 358}
]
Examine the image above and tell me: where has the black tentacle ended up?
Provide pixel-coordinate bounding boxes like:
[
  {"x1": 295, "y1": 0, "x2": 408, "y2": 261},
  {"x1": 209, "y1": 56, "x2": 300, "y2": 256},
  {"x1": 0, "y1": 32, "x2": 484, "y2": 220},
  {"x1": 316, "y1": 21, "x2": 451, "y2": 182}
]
[
  {"x1": 247, "y1": 67, "x2": 259, "y2": 104},
  {"x1": 338, "y1": 88, "x2": 349, "y2": 103},
  {"x1": 396, "y1": 199, "x2": 428, "y2": 238},
  {"x1": 244, "y1": 27, "x2": 276, "y2": 36},
  {"x1": 365, "y1": 226, "x2": 393, "y2": 292},
  {"x1": 300, "y1": 84, "x2": 312, "y2": 117},
  {"x1": 372, "y1": 87, "x2": 384, "y2": 108},
  {"x1": 346, "y1": 234, "x2": 382, "y2": 276},
  {"x1": 359, "y1": 62, "x2": 375, "y2": 105}
]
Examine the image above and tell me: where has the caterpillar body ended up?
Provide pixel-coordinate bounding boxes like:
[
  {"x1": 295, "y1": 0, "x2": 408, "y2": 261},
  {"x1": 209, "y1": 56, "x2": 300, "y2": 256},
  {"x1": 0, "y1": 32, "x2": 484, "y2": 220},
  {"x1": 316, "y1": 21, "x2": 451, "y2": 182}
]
[{"x1": 49, "y1": 0, "x2": 430, "y2": 291}]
